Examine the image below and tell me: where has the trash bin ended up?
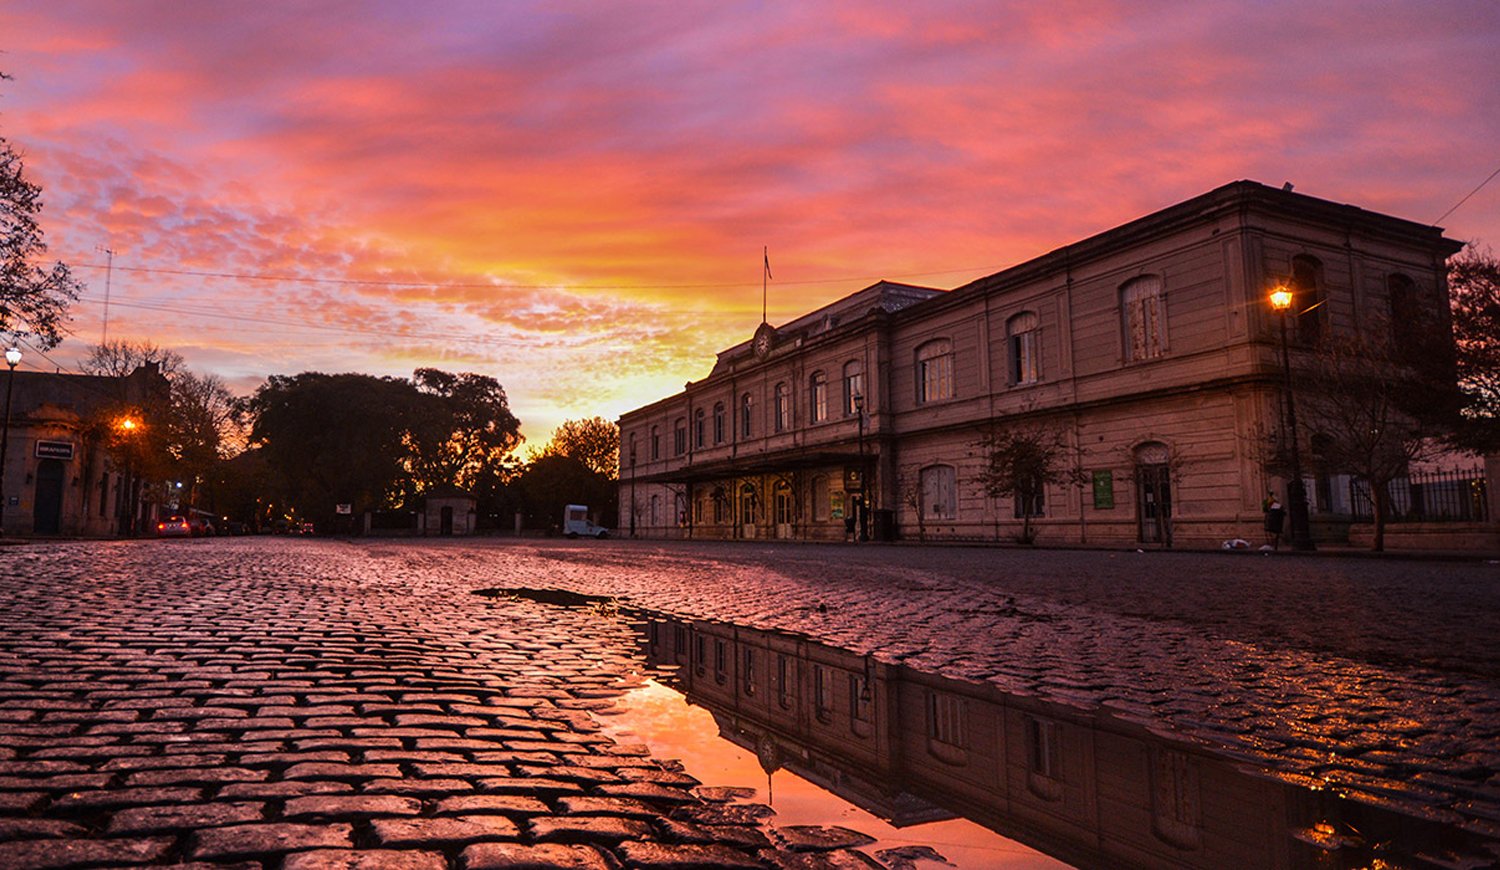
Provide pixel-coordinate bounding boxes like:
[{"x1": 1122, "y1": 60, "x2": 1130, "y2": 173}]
[{"x1": 872, "y1": 509, "x2": 896, "y2": 542}]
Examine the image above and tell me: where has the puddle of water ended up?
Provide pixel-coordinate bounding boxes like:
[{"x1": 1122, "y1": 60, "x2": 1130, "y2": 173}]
[
  {"x1": 598, "y1": 677, "x2": 1067, "y2": 869},
  {"x1": 479, "y1": 587, "x2": 1499, "y2": 869}
]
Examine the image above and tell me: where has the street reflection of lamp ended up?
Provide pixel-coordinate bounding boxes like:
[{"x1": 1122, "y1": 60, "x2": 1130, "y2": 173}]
[
  {"x1": 1270, "y1": 286, "x2": 1316, "y2": 551},
  {"x1": 0, "y1": 347, "x2": 21, "y2": 535},
  {"x1": 853, "y1": 393, "x2": 868, "y2": 542}
]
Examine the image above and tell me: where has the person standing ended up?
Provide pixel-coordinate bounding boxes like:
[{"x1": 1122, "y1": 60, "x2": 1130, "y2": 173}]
[{"x1": 1263, "y1": 491, "x2": 1286, "y2": 550}]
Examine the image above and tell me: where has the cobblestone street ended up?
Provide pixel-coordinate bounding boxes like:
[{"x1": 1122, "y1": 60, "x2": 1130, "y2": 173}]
[{"x1": 1, "y1": 537, "x2": 1497, "y2": 868}]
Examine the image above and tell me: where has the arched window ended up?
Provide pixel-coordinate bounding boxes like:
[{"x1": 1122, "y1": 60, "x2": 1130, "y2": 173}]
[
  {"x1": 920, "y1": 464, "x2": 958, "y2": 520},
  {"x1": 916, "y1": 339, "x2": 954, "y2": 403},
  {"x1": 809, "y1": 371, "x2": 828, "y2": 423},
  {"x1": 842, "y1": 360, "x2": 864, "y2": 416},
  {"x1": 740, "y1": 482, "x2": 758, "y2": 525},
  {"x1": 650, "y1": 494, "x2": 661, "y2": 526},
  {"x1": 1122, "y1": 275, "x2": 1166, "y2": 361},
  {"x1": 713, "y1": 402, "x2": 726, "y2": 444},
  {"x1": 1291, "y1": 255, "x2": 1324, "y2": 345},
  {"x1": 650, "y1": 425, "x2": 661, "y2": 460},
  {"x1": 693, "y1": 408, "x2": 706, "y2": 448},
  {"x1": 740, "y1": 392, "x2": 754, "y2": 438},
  {"x1": 1007, "y1": 312, "x2": 1039, "y2": 385},
  {"x1": 774, "y1": 382, "x2": 790, "y2": 432},
  {"x1": 673, "y1": 417, "x2": 686, "y2": 455},
  {"x1": 1388, "y1": 273, "x2": 1418, "y2": 346}
]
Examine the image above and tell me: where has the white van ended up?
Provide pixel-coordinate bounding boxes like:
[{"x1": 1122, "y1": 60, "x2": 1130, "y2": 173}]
[{"x1": 563, "y1": 504, "x2": 610, "y2": 539}]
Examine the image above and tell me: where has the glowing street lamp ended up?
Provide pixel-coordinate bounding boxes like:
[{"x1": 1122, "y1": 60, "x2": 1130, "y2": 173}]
[
  {"x1": 1270, "y1": 285, "x2": 1315, "y2": 551},
  {"x1": 0, "y1": 347, "x2": 21, "y2": 535},
  {"x1": 115, "y1": 414, "x2": 143, "y2": 536}
]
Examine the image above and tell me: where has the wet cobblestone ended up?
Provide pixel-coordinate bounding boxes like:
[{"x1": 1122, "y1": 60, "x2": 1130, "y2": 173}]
[{"x1": 0, "y1": 537, "x2": 1496, "y2": 867}]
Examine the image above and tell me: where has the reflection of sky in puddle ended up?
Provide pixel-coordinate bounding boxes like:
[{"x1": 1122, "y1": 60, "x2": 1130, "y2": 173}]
[{"x1": 597, "y1": 678, "x2": 1070, "y2": 869}]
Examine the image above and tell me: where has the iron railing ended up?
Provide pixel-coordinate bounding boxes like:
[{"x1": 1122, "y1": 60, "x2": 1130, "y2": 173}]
[{"x1": 1349, "y1": 468, "x2": 1489, "y2": 522}]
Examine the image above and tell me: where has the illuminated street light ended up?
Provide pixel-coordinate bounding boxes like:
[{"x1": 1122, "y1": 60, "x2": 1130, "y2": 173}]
[
  {"x1": 0, "y1": 347, "x2": 21, "y2": 535},
  {"x1": 1270, "y1": 286, "x2": 1316, "y2": 551},
  {"x1": 115, "y1": 414, "x2": 143, "y2": 536}
]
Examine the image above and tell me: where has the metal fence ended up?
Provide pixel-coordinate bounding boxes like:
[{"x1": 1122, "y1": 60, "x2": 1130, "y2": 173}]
[{"x1": 1349, "y1": 468, "x2": 1489, "y2": 522}]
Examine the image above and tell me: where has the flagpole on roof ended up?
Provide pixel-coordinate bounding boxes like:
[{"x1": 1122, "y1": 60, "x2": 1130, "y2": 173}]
[{"x1": 762, "y1": 246, "x2": 771, "y2": 325}]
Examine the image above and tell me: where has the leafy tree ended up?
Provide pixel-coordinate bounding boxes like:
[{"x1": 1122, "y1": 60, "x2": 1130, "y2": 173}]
[
  {"x1": 1446, "y1": 246, "x2": 1500, "y2": 450},
  {"x1": 408, "y1": 368, "x2": 522, "y2": 498},
  {"x1": 975, "y1": 423, "x2": 1083, "y2": 545},
  {"x1": 0, "y1": 80, "x2": 82, "y2": 348},
  {"x1": 511, "y1": 454, "x2": 616, "y2": 531},
  {"x1": 247, "y1": 372, "x2": 428, "y2": 527},
  {"x1": 535, "y1": 416, "x2": 619, "y2": 479},
  {"x1": 246, "y1": 368, "x2": 523, "y2": 531}
]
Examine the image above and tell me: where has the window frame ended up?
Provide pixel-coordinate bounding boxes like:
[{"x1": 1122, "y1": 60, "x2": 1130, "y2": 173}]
[
  {"x1": 916, "y1": 339, "x2": 955, "y2": 404},
  {"x1": 1007, "y1": 311, "x2": 1039, "y2": 385},
  {"x1": 1122, "y1": 275, "x2": 1168, "y2": 362}
]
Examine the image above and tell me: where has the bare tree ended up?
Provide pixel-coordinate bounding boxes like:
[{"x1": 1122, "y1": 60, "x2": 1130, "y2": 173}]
[
  {"x1": 1300, "y1": 333, "x2": 1440, "y2": 551},
  {"x1": 81, "y1": 339, "x2": 185, "y2": 379},
  {"x1": 975, "y1": 422, "x2": 1085, "y2": 545},
  {"x1": 1447, "y1": 245, "x2": 1500, "y2": 450}
]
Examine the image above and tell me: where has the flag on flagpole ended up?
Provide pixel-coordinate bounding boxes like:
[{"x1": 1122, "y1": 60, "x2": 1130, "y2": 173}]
[{"x1": 764, "y1": 247, "x2": 772, "y2": 281}]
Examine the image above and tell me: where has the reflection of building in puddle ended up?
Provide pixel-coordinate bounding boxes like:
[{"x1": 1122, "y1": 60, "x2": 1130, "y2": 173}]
[{"x1": 637, "y1": 613, "x2": 1493, "y2": 870}]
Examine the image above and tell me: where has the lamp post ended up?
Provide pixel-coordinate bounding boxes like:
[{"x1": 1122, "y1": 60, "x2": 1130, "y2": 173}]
[
  {"x1": 853, "y1": 393, "x2": 868, "y2": 542},
  {"x1": 116, "y1": 415, "x2": 141, "y2": 537},
  {"x1": 0, "y1": 347, "x2": 21, "y2": 535},
  {"x1": 1269, "y1": 287, "x2": 1316, "y2": 551}
]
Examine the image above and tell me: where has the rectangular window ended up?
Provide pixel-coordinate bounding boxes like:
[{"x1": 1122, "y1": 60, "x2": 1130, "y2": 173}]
[
  {"x1": 1026, "y1": 716, "x2": 1060, "y2": 779},
  {"x1": 694, "y1": 413, "x2": 705, "y2": 448},
  {"x1": 921, "y1": 465, "x2": 958, "y2": 520},
  {"x1": 714, "y1": 639, "x2": 728, "y2": 684},
  {"x1": 694, "y1": 634, "x2": 706, "y2": 676},
  {"x1": 713, "y1": 406, "x2": 725, "y2": 444},
  {"x1": 811, "y1": 377, "x2": 828, "y2": 423},
  {"x1": 742, "y1": 648, "x2": 756, "y2": 696},
  {"x1": 774, "y1": 385, "x2": 789, "y2": 432},
  {"x1": 777, "y1": 654, "x2": 795, "y2": 709},
  {"x1": 1014, "y1": 475, "x2": 1045, "y2": 518},
  {"x1": 843, "y1": 370, "x2": 863, "y2": 416},
  {"x1": 849, "y1": 673, "x2": 871, "y2": 723},
  {"x1": 927, "y1": 693, "x2": 965, "y2": 747},
  {"x1": 1010, "y1": 330, "x2": 1038, "y2": 384},
  {"x1": 673, "y1": 421, "x2": 686, "y2": 456},
  {"x1": 917, "y1": 343, "x2": 954, "y2": 403},
  {"x1": 814, "y1": 665, "x2": 833, "y2": 722}
]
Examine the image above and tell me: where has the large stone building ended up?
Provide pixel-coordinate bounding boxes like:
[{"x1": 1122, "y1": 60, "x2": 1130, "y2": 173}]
[
  {"x1": 618, "y1": 181, "x2": 1463, "y2": 547},
  {"x1": 0, "y1": 362, "x2": 169, "y2": 536}
]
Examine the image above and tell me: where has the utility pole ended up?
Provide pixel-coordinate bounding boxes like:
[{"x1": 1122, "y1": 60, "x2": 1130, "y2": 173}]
[{"x1": 96, "y1": 246, "x2": 117, "y2": 346}]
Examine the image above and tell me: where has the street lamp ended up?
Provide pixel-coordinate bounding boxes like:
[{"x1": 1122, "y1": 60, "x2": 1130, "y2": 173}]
[
  {"x1": 0, "y1": 347, "x2": 21, "y2": 536},
  {"x1": 853, "y1": 393, "x2": 868, "y2": 542},
  {"x1": 1269, "y1": 286, "x2": 1316, "y2": 551},
  {"x1": 116, "y1": 415, "x2": 142, "y2": 537}
]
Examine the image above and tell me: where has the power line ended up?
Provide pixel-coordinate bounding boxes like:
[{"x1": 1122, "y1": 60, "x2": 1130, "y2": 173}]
[
  {"x1": 1434, "y1": 163, "x2": 1500, "y2": 227},
  {"x1": 65, "y1": 260, "x2": 997, "y2": 291}
]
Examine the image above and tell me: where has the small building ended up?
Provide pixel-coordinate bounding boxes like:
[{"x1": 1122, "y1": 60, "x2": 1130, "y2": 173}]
[
  {"x1": 421, "y1": 488, "x2": 476, "y2": 536},
  {"x1": 0, "y1": 362, "x2": 170, "y2": 536},
  {"x1": 618, "y1": 181, "x2": 1465, "y2": 548}
]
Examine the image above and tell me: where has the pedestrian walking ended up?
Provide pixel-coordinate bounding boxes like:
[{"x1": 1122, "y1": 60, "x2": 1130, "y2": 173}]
[{"x1": 1263, "y1": 491, "x2": 1285, "y2": 550}]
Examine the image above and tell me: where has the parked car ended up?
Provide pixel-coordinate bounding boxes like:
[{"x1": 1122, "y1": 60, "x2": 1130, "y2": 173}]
[
  {"x1": 187, "y1": 517, "x2": 216, "y2": 537},
  {"x1": 156, "y1": 516, "x2": 192, "y2": 538}
]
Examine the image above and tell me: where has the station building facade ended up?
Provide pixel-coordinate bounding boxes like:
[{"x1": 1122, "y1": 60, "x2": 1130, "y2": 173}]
[{"x1": 617, "y1": 181, "x2": 1463, "y2": 547}]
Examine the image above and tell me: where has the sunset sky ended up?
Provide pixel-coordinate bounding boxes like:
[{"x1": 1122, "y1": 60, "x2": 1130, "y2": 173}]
[{"x1": 3, "y1": 1, "x2": 1498, "y2": 444}]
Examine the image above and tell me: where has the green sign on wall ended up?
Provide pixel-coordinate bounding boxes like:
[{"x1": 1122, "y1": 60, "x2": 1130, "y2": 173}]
[{"x1": 1091, "y1": 470, "x2": 1114, "y2": 509}]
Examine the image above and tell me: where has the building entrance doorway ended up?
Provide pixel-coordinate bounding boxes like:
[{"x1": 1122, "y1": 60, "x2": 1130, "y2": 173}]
[
  {"x1": 440, "y1": 506, "x2": 454, "y2": 535},
  {"x1": 33, "y1": 458, "x2": 65, "y2": 535},
  {"x1": 1134, "y1": 442, "x2": 1172, "y2": 546},
  {"x1": 740, "y1": 483, "x2": 758, "y2": 539},
  {"x1": 773, "y1": 479, "x2": 793, "y2": 539}
]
